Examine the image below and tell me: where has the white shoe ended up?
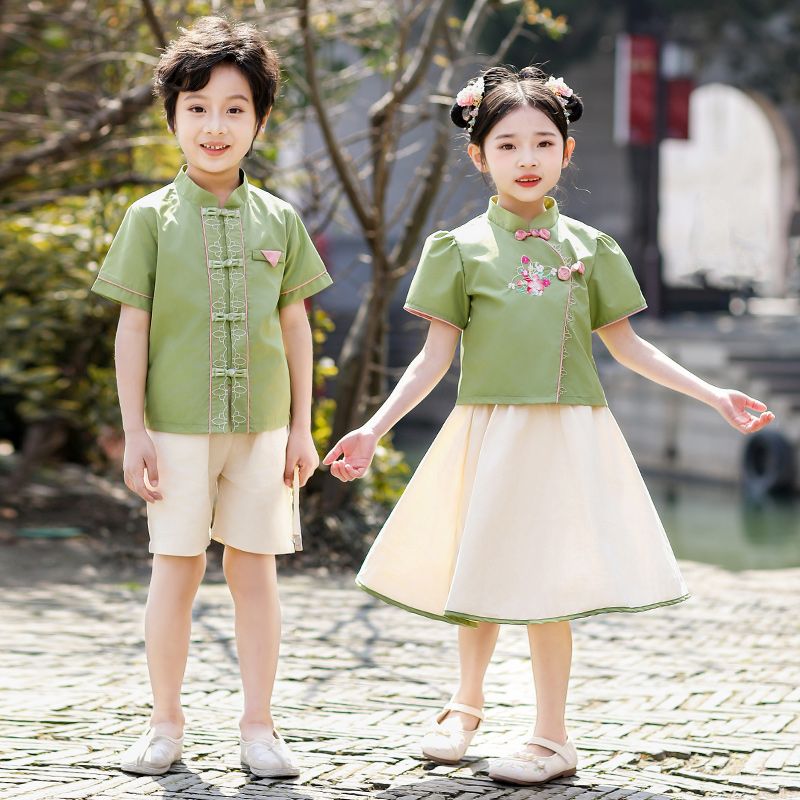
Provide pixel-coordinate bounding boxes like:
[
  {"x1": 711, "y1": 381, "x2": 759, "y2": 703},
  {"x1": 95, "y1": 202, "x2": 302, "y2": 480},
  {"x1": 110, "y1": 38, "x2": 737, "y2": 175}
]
[
  {"x1": 119, "y1": 728, "x2": 183, "y2": 775},
  {"x1": 420, "y1": 701, "x2": 485, "y2": 764},
  {"x1": 488, "y1": 735, "x2": 578, "y2": 785},
  {"x1": 240, "y1": 729, "x2": 300, "y2": 778}
]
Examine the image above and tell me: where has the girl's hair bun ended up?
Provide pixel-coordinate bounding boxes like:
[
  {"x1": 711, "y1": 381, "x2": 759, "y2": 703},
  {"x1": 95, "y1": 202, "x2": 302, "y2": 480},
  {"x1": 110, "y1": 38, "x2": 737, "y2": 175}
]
[
  {"x1": 449, "y1": 66, "x2": 511, "y2": 129},
  {"x1": 450, "y1": 99, "x2": 470, "y2": 129},
  {"x1": 518, "y1": 65, "x2": 583, "y2": 123},
  {"x1": 518, "y1": 66, "x2": 548, "y2": 82},
  {"x1": 563, "y1": 93, "x2": 583, "y2": 123}
]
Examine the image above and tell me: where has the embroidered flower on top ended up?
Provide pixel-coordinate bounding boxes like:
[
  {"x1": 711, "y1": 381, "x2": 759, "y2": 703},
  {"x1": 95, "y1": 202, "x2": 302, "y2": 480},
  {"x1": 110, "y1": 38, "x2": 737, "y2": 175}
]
[
  {"x1": 456, "y1": 77, "x2": 485, "y2": 133},
  {"x1": 507, "y1": 255, "x2": 557, "y2": 296}
]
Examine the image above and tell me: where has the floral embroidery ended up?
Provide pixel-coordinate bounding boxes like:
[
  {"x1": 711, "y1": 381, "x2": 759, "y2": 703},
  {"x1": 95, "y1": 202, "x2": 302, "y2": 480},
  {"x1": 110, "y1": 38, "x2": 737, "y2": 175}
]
[{"x1": 507, "y1": 255, "x2": 557, "y2": 297}]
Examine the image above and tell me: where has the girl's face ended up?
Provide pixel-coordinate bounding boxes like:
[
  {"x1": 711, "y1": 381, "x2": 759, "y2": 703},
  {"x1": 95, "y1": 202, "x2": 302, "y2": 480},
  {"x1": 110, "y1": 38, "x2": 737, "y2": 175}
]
[
  {"x1": 468, "y1": 105, "x2": 575, "y2": 220},
  {"x1": 173, "y1": 63, "x2": 265, "y2": 187}
]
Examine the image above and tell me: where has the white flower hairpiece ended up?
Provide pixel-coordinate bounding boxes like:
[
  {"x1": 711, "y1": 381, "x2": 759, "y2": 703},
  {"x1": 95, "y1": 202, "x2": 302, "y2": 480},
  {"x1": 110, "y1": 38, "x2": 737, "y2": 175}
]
[
  {"x1": 544, "y1": 75, "x2": 574, "y2": 115},
  {"x1": 455, "y1": 77, "x2": 485, "y2": 133}
]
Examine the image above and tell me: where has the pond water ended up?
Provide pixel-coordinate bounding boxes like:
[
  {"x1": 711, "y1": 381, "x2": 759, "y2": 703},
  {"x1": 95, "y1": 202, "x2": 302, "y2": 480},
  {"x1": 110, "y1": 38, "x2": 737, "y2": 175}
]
[
  {"x1": 393, "y1": 425, "x2": 800, "y2": 572},
  {"x1": 647, "y1": 476, "x2": 800, "y2": 571}
]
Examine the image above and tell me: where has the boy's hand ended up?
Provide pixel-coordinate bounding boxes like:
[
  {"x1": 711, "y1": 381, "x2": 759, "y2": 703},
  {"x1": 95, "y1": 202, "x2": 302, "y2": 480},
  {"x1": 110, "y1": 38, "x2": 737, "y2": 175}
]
[
  {"x1": 284, "y1": 426, "x2": 319, "y2": 487},
  {"x1": 123, "y1": 429, "x2": 162, "y2": 502},
  {"x1": 323, "y1": 427, "x2": 379, "y2": 482},
  {"x1": 713, "y1": 389, "x2": 775, "y2": 434}
]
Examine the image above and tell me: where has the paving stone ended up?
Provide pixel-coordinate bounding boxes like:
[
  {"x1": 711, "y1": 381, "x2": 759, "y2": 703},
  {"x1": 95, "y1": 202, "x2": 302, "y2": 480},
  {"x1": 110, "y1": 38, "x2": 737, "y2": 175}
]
[{"x1": 0, "y1": 561, "x2": 798, "y2": 798}]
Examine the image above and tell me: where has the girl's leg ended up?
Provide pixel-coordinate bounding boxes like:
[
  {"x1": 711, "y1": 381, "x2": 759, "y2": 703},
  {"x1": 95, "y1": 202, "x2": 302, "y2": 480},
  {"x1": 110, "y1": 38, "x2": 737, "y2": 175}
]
[
  {"x1": 441, "y1": 622, "x2": 500, "y2": 730},
  {"x1": 526, "y1": 620, "x2": 572, "y2": 755},
  {"x1": 145, "y1": 552, "x2": 207, "y2": 737},
  {"x1": 222, "y1": 546, "x2": 281, "y2": 740}
]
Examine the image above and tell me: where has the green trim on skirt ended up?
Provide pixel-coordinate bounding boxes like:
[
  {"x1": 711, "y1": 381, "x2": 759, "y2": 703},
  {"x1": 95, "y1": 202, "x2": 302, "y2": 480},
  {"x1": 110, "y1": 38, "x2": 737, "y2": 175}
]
[{"x1": 356, "y1": 579, "x2": 690, "y2": 627}]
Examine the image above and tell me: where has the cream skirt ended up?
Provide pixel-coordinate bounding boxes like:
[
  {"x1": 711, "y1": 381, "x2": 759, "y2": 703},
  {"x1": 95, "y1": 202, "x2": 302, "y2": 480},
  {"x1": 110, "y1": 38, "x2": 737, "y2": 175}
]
[{"x1": 356, "y1": 404, "x2": 689, "y2": 625}]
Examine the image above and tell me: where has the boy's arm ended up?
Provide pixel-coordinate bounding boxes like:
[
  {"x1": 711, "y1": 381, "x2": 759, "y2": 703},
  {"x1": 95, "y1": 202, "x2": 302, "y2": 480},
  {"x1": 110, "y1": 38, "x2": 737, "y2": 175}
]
[
  {"x1": 279, "y1": 300, "x2": 318, "y2": 486},
  {"x1": 116, "y1": 305, "x2": 162, "y2": 502},
  {"x1": 596, "y1": 318, "x2": 775, "y2": 434}
]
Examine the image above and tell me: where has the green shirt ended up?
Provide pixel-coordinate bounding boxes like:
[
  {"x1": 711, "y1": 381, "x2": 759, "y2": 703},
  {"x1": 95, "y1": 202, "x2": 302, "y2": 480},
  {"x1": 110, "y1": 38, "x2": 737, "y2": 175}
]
[
  {"x1": 405, "y1": 196, "x2": 647, "y2": 406},
  {"x1": 91, "y1": 166, "x2": 333, "y2": 433}
]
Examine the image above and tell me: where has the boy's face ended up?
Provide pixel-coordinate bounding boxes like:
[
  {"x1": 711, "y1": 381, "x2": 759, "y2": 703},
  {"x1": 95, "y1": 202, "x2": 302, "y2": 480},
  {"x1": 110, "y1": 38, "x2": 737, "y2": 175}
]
[{"x1": 173, "y1": 63, "x2": 263, "y2": 180}]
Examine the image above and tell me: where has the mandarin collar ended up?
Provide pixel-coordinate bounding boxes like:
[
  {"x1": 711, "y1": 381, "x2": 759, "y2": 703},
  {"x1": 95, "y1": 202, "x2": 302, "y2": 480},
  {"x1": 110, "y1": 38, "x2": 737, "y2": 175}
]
[
  {"x1": 487, "y1": 195, "x2": 559, "y2": 233},
  {"x1": 174, "y1": 165, "x2": 250, "y2": 208}
]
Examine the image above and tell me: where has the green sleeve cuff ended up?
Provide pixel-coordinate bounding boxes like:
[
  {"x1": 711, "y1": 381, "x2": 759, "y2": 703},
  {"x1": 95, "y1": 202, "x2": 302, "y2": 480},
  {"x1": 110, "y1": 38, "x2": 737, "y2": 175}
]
[
  {"x1": 91, "y1": 275, "x2": 153, "y2": 312},
  {"x1": 277, "y1": 270, "x2": 332, "y2": 308}
]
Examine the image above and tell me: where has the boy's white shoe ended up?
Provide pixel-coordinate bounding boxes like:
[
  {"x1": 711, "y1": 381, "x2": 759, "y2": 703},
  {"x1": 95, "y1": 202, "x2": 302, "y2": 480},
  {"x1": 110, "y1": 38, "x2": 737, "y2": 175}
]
[
  {"x1": 240, "y1": 729, "x2": 300, "y2": 778},
  {"x1": 119, "y1": 728, "x2": 183, "y2": 775}
]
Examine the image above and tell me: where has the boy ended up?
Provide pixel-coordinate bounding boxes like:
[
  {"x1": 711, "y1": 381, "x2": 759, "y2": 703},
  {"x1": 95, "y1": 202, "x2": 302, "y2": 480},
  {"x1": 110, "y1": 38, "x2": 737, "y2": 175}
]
[{"x1": 91, "y1": 16, "x2": 331, "y2": 777}]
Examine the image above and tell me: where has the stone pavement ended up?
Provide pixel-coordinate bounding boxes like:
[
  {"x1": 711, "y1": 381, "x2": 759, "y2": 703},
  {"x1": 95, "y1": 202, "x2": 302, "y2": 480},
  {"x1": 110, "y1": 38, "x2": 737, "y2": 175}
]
[{"x1": 1, "y1": 557, "x2": 799, "y2": 800}]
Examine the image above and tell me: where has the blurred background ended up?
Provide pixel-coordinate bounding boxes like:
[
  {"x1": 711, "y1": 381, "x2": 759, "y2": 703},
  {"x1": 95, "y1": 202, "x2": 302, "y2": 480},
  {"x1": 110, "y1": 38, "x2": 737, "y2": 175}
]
[{"x1": 1, "y1": 0, "x2": 799, "y2": 575}]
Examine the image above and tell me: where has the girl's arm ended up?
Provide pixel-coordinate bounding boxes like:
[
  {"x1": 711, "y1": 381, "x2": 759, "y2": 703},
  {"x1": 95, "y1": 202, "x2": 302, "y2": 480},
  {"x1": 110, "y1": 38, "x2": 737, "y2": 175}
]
[
  {"x1": 279, "y1": 300, "x2": 319, "y2": 486},
  {"x1": 323, "y1": 320, "x2": 461, "y2": 482},
  {"x1": 116, "y1": 304, "x2": 162, "y2": 502},
  {"x1": 596, "y1": 318, "x2": 775, "y2": 434}
]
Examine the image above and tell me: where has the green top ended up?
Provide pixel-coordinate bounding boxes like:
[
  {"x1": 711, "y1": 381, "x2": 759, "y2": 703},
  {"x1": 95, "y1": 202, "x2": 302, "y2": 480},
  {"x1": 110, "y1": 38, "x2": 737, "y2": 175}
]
[
  {"x1": 405, "y1": 196, "x2": 647, "y2": 406},
  {"x1": 91, "y1": 166, "x2": 333, "y2": 433}
]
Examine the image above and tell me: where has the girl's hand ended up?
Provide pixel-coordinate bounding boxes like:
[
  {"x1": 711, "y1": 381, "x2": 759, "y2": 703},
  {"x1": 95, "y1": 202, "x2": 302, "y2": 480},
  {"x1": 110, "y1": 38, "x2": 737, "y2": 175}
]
[
  {"x1": 123, "y1": 429, "x2": 162, "y2": 502},
  {"x1": 322, "y1": 427, "x2": 379, "y2": 482},
  {"x1": 713, "y1": 389, "x2": 775, "y2": 434},
  {"x1": 284, "y1": 426, "x2": 320, "y2": 487}
]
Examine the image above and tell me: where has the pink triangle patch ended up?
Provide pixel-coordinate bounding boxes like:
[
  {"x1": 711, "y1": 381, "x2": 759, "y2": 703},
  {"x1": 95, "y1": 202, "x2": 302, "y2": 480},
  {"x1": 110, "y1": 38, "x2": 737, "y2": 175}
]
[{"x1": 261, "y1": 249, "x2": 282, "y2": 267}]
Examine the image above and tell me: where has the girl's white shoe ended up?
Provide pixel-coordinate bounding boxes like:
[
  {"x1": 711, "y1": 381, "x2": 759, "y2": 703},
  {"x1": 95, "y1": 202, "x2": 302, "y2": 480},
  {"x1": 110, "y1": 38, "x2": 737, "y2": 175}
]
[
  {"x1": 420, "y1": 701, "x2": 485, "y2": 764},
  {"x1": 240, "y1": 729, "x2": 300, "y2": 778},
  {"x1": 488, "y1": 735, "x2": 578, "y2": 785},
  {"x1": 119, "y1": 728, "x2": 183, "y2": 775}
]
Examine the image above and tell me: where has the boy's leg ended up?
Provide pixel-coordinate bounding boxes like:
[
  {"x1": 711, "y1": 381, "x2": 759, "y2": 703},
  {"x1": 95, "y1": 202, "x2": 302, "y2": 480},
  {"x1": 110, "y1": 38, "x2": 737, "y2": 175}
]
[
  {"x1": 145, "y1": 552, "x2": 207, "y2": 737},
  {"x1": 526, "y1": 620, "x2": 572, "y2": 754},
  {"x1": 222, "y1": 545, "x2": 281, "y2": 739}
]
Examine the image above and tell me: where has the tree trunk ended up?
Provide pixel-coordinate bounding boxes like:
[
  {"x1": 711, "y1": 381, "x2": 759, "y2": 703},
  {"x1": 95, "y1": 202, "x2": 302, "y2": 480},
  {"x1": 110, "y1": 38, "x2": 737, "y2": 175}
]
[{"x1": 319, "y1": 273, "x2": 395, "y2": 511}]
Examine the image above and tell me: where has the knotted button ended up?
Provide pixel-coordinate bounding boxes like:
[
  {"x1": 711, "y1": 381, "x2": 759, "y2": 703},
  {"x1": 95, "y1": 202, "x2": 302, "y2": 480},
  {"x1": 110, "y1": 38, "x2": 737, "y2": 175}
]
[
  {"x1": 212, "y1": 367, "x2": 248, "y2": 379},
  {"x1": 515, "y1": 228, "x2": 551, "y2": 241},
  {"x1": 209, "y1": 258, "x2": 244, "y2": 269},
  {"x1": 212, "y1": 312, "x2": 246, "y2": 322}
]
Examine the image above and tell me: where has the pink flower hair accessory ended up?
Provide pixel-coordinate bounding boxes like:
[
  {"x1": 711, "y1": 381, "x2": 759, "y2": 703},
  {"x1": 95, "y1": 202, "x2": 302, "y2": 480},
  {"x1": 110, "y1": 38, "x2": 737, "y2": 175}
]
[
  {"x1": 545, "y1": 76, "x2": 573, "y2": 104},
  {"x1": 455, "y1": 77, "x2": 485, "y2": 133}
]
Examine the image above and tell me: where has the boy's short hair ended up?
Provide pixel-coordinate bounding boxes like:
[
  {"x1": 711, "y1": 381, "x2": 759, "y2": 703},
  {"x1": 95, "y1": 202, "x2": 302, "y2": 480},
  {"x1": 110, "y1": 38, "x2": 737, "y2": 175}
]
[{"x1": 154, "y1": 16, "x2": 280, "y2": 130}]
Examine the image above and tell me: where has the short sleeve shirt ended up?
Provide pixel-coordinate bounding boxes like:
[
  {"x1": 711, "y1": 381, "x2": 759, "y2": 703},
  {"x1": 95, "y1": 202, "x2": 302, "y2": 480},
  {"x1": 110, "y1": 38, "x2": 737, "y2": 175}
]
[
  {"x1": 404, "y1": 196, "x2": 647, "y2": 406},
  {"x1": 91, "y1": 166, "x2": 333, "y2": 433}
]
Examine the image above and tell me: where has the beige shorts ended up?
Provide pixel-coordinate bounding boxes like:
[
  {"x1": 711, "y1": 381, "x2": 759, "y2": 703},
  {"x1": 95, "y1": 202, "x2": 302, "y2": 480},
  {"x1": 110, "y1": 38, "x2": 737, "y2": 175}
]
[{"x1": 146, "y1": 428, "x2": 300, "y2": 557}]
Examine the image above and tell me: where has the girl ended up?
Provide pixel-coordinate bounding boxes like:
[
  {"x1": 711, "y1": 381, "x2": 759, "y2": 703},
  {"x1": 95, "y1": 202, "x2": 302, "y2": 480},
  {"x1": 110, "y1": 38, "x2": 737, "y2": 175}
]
[
  {"x1": 91, "y1": 18, "x2": 331, "y2": 778},
  {"x1": 323, "y1": 66, "x2": 774, "y2": 786}
]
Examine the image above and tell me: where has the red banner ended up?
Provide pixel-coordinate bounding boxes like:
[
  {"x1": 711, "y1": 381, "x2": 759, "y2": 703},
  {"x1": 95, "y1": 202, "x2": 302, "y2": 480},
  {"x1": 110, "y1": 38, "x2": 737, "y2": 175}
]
[
  {"x1": 615, "y1": 34, "x2": 692, "y2": 144},
  {"x1": 666, "y1": 77, "x2": 692, "y2": 140}
]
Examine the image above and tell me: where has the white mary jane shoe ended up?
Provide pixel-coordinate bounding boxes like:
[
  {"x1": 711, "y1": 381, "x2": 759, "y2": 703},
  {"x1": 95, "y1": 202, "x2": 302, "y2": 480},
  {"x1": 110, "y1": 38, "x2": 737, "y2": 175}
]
[
  {"x1": 240, "y1": 729, "x2": 301, "y2": 778},
  {"x1": 420, "y1": 701, "x2": 485, "y2": 764},
  {"x1": 119, "y1": 728, "x2": 184, "y2": 775},
  {"x1": 488, "y1": 735, "x2": 578, "y2": 785}
]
